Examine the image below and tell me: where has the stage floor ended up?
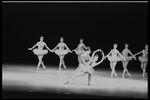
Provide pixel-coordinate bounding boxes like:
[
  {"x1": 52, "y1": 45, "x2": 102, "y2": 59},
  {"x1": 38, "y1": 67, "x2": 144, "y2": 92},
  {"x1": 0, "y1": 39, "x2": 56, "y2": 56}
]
[{"x1": 2, "y1": 64, "x2": 148, "y2": 98}]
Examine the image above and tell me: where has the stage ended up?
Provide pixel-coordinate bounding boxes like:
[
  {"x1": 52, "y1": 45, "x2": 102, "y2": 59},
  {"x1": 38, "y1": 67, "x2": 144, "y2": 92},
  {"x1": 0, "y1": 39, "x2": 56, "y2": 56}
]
[{"x1": 2, "y1": 64, "x2": 148, "y2": 98}]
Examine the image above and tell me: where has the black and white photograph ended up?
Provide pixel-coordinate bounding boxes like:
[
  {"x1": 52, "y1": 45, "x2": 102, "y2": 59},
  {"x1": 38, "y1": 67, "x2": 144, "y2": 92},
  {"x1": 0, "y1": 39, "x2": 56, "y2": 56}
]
[{"x1": 2, "y1": 1, "x2": 148, "y2": 99}]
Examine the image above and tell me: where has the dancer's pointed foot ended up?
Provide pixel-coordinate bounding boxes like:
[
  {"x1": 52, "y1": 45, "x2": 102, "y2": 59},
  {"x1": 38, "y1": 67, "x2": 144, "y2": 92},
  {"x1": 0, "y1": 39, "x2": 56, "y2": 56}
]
[
  {"x1": 128, "y1": 73, "x2": 131, "y2": 77},
  {"x1": 111, "y1": 75, "x2": 113, "y2": 78},
  {"x1": 59, "y1": 68, "x2": 62, "y2": 70},
  {"x1": 36, "y1": 68, "x2": 40, "y2": 71},
  {"x1": 122, "y1": 75, "x2": 125, "y2": 78},
  {"x1": 64, "y1": 81, "x2": 69, "y2": 84},
  {"x1": 43, "y1": 66, "x2": 46, "y2": 69},
  {"x1": 64, "y1": 66, "x2": 67, "y2": 69},
  {"x1": 142, "y1": 74, "x2": 145, "y2": 78},
  {"x1": 115, "y1": 74, "x2": 118, "y2": 78}
]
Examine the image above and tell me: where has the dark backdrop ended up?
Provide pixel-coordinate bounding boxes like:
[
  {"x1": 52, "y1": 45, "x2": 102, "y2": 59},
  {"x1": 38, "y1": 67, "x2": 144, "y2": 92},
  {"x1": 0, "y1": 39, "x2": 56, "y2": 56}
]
[{"x1": 2, "y1": 3, "x2": 148, "y2": 71}]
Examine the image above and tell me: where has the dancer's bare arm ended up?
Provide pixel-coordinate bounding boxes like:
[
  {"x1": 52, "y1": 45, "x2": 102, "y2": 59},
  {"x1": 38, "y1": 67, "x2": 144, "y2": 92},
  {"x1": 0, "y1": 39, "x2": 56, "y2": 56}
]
[
  {"x1": 52, "y1": 44, "x2": 59, "y2": 51},
  {"x1": 134, "y1": 50, "x2": 143, "y2": 56},
  {"x1": 117, "y1": 50, "x2": 126, "y2": 61},
  {"x1": 64, "y1": 44, "x2": 72, "y2": 52},
  {"x1": 28, "y1": 42, "x2": 38, "y2": 50},
  {"x1": 93, "y1": 50, "x2": 105, "y2": 67},
  {"x1": 128, "y1": 50, "x2": 136, "y2": 60},
  {"x1": 104, "y1": 50, "x2": 111, "y2": 59},
  {"x1": 44, "y1": 43, "x2": 53, "y2": 52}
]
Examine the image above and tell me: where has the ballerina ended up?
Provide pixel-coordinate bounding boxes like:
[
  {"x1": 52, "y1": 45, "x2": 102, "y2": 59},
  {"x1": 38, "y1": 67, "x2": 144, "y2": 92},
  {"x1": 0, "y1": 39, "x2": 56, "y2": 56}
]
[
  {"x1": 121, "y1": 44, "x2": 136, "y2": 78},
  {"x1": 65, "y1": 49, "x2": 105, "y2": 85},
  {"x1": 134, "y1": 44, "x2": 148, "y2": 77},
  {"x1": 104, "y1": 44, "x2": 126, "y2": 78},
  {"x1": 52, "y1": 37, "x2": 72, "y2": 70},
  {"x1": 66, "y1": 47, "x2": 91, "y2": 79},
  {"x1": 72, "y1": 38, "x2": 87, "y2": 63},
  {"x1": 28, "y1": 36, "x2": 52, "y2": 70}
]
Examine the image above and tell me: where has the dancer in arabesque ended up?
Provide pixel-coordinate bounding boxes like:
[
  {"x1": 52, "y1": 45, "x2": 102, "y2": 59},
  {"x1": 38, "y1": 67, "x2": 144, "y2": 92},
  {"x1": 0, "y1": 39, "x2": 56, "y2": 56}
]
[{"x1": 65, "y1": 48, "x2": 105, "y2": 85}]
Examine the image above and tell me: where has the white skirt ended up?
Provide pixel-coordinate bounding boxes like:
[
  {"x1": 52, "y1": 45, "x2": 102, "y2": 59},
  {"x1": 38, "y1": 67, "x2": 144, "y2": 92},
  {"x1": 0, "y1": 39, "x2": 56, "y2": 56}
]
[
  {"x1": 108, "y1": 55, "x2": 122, "y2": 62},
  {"x1": 75, "y1": 50, "x2": 85, "y2": 55},
  {"x1": 123, "y1": 56, "x2": 133, "y2": 61},
  {"x1": 138, "y1": 56, "x2": 148, "y2": 63},
  {"x1": 79, "y1": 63, "x2": 94, "y2": 74},
  {"x1": 33, "y1": 49, "x2": 48, "y2": 56},
  {"x1": 54, "y1": 49, "x2": 69, "y2": 56}
]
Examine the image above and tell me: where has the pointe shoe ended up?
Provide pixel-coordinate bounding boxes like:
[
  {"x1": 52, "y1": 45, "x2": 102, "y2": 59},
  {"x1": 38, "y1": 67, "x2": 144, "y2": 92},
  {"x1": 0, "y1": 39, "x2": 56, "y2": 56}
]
[
  {"x1": 43, "y1": 66, "x2": 46, "y2": 69},
  {"x1": 64, "y1": 81, "x2": 69, "y2": 84},
  {"x1": 142, "y1": 74, "x2": 145, "y2": 77},
  {"x1": 111, "y1": 75, "x2": 113, "y2": 78},
  {"x1": 122, "y1": 75, "x2": 125, "y2": 78},
  {"x1": 115, "y1": 74, "x2": 118, "y2": 77},
  {"x1": 128, "y1": 74, "x2": 131, "y2": 77},
  {"x1": 59, "y1": 68, "x2": 62, "y2": 70},
  {"x1": 64, "y1": 66, "x2": 67, "y2": 69},
  {"x1": 36, "y1": 68, "x2": 40, "y2": 70}
]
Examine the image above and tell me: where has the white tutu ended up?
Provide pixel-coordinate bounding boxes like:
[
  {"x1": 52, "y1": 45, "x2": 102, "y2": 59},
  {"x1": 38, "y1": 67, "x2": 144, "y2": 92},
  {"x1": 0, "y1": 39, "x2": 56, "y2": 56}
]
[
  {"x1": 54, "y1": 49, "x2": 68, "y2": 56},
  {"x1": 79, "y1": 63, "x2": 94, "y2": 74},
  {"x1": 122, "y1": 56, "x2": 133, "y2": 61},
  {"x1": 75, "y1": 50, "x2": 85, "y2": 55},
  {"x1": 33, "y1": 49, "x2": 48, "y2": 56},
  {"x1": 138, "y1": 56, "x2": 148, "y2": 63},
  {"x1": 108, "y1": 55, "x2": 122, "y2": 62}
]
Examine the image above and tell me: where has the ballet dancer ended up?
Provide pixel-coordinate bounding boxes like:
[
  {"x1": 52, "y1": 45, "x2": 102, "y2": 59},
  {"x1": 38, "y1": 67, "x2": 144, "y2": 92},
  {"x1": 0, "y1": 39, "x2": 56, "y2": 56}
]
[
  {"x1": 121, "y1": 44, "x2": 136, "y2": 78},
  {"x1": 65, "y1": 49, "x2": 105, "y2": 85},
  {"x1": 66, "y1": 47, "x2": 91, "y2": 80},
  {"x1": 72, "y1": 38, "x2": 87, "y2": 63},
  {"x1": 134, "y1": 44, "x2": 148, "y2": 77},
  {"x1": 79, "y1": 47, "x2": 91, "y2": 63},
  {"x1": 104, "y1": 44, "x2": 126, "y2": 78},
  {"x1": 28, "y1": 36, "x2": 52, "y2": 70},
  {"x1": 52, "y1": 37, "x2": 72, "y2": 70}
]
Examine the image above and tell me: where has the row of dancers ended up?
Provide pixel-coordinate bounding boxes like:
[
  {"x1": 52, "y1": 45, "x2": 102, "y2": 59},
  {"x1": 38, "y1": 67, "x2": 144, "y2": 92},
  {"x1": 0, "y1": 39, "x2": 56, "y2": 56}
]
[{"x1": 28, "y1": 36, "x2": 148, "y2": 84}]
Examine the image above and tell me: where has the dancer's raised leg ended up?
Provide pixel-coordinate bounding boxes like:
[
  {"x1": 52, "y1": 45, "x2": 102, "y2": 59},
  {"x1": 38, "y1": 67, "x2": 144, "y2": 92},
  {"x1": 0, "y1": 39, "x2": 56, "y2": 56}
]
[{"x1": 65, "y1": 70, "x2": 86, "y2": 83}]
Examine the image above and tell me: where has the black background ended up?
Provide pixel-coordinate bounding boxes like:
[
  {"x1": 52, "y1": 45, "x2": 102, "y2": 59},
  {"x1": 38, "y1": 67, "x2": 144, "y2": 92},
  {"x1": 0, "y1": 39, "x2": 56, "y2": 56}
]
[{"x1": 2, "y1": 3, "x2": 148, "y2": 71}]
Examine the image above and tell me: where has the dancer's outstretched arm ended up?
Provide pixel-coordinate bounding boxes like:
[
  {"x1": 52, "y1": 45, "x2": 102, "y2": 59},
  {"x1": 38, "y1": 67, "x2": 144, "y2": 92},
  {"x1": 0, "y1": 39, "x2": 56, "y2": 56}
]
[
  {"x1": 28, "y1": 42, "x2": 38, "y2": 50},
  {"x1": 128, "y1": 50, "x2": 136, "y2": 60},
  {"x1": 72, "y1": 45, "x2": 79, "y2": 51},
  {"x1": 121, "y1": 50, "x2": 124, "y2": 55},
  {"x1": 82, "y1": 43, "x2": 87, "y2": 49},
  {"x1": 104, "y1": 50, "x2": 112, "y2": 59},
  {"x1": 88, "y1": 49, "x2": 102, "y2": 64},
  {"x1": 44, "y1": 43, "x2": 53, "y2": 52},
  {"x1": 134, "y1": 50, "x2": 143, "y2": 56},
  {"x1": 64, "y1": 44, "x2": 72, "y2": 53},
  {"x1": 92, "y1": 50, "x2": 105, "y2": 67},
  {"x1": 52, "y1": 44, "x2": 59, "y2": 51},
  {"x1": 117, "y1": 50, "x2": 126, "y2": 61}
]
